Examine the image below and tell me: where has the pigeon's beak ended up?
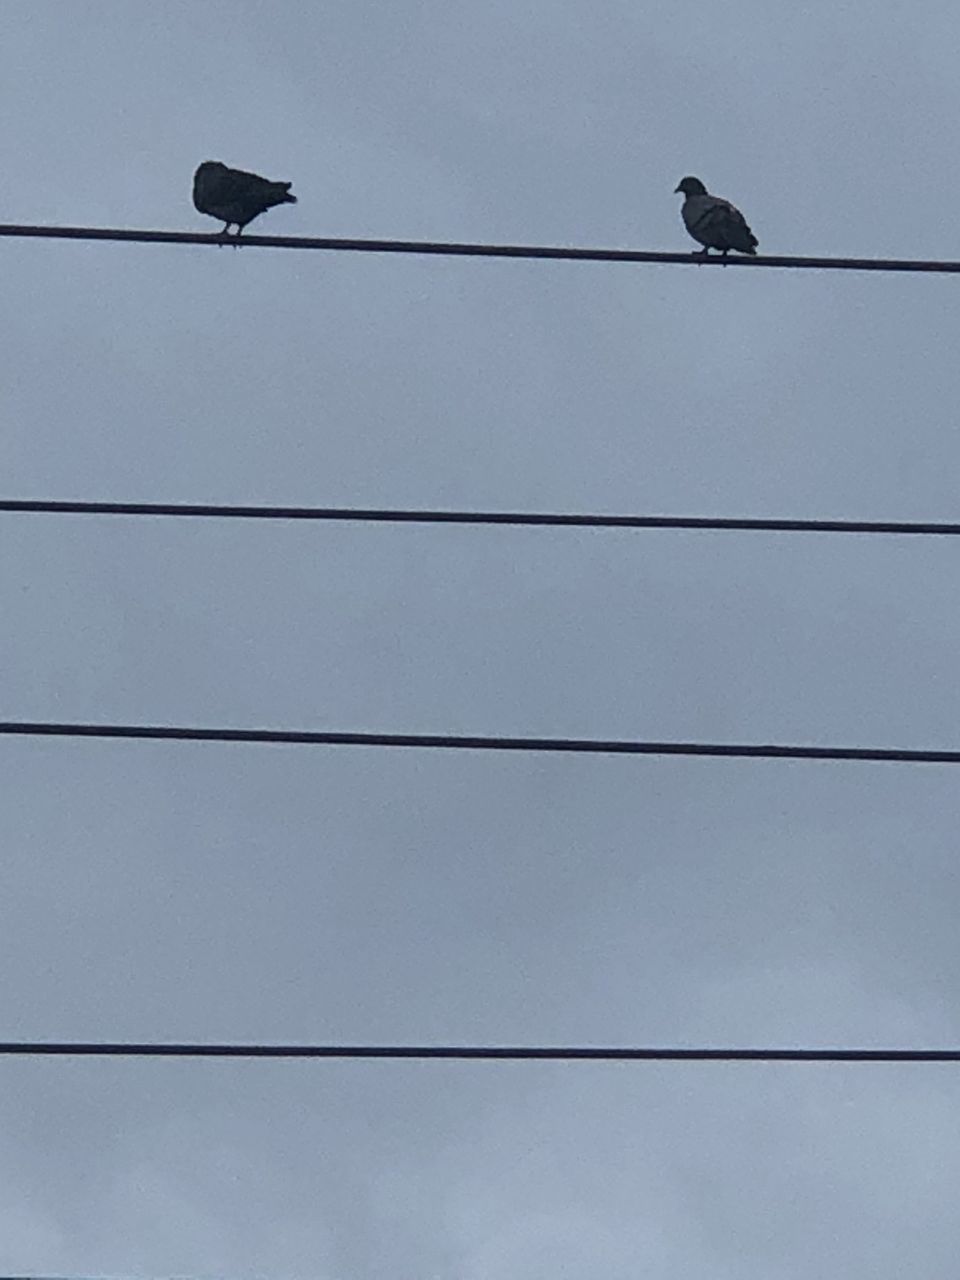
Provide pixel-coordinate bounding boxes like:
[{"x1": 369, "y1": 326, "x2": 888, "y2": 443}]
[{"x1": 674, "y1": 184, "x2": 682, "y2": 194}]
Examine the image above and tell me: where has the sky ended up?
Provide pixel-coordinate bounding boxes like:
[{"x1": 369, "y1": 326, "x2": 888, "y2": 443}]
[{"x1": 2, "y1": 1, "x2": 960, "y2": 1276}]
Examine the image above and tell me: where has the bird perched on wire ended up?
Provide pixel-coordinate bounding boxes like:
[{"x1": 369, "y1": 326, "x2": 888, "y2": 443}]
[
  {"x1": 193, "y1": 161, "x2": 297, "y2": 236},
  {"x1": 674, "y1": 177, "x2": 757, "y2": 257}
]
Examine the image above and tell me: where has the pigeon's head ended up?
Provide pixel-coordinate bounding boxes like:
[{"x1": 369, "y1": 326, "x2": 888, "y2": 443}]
[
  {"x1": 674, "y1": 176, "x2": 707, "y2": 197},
  {"x1": 195, "y1": 160, "x2": 226, "y2": 179}
]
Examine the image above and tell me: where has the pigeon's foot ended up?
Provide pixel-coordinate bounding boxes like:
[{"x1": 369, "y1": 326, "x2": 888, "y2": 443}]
[{"x1": 214, "y1": 224, "x2": 243, "y2": 247}]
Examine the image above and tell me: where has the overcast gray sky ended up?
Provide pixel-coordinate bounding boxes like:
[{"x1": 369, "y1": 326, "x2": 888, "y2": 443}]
[{"x1": 2, "y1": 1, "x2": 960, "y2": 1276}]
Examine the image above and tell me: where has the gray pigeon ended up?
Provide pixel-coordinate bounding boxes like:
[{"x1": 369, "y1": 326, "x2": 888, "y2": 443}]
[
  {"x1": 193, "y1": 161, "x2": 297, "y2": 236},
  {"x1": 674, "y1": 177, "x2": 758, "y2": 257}
]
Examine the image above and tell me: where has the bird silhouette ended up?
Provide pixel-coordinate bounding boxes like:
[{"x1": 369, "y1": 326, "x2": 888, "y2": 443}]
[
  {"x1": 193, "y1": 161, "x2": 297, "y2": 236},
  {"x1": 674, "y1": 177, "x2": 757, "y2": 257}
]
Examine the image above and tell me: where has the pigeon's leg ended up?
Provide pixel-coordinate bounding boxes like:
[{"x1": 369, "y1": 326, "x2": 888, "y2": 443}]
[
  {"x1": 215, "y1": 223, "x2": 243, "y2": 248},
  {"x1": 695, "y1": 247, "x2": 711, "y2": 261}
]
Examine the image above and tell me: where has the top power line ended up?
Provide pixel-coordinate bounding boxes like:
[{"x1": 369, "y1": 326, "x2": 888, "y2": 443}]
[{"x1": 3, "y1": 223, "x2": 960, "y2": 273}]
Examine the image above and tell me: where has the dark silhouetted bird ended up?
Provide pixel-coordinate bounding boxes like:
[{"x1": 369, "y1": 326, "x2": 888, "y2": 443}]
[
  {"x1": 674, "y1": 177, "x2": 757, "y2": 257},
  {"x1": 193, "y1": 161, "x2": 297, "y2": 236}
]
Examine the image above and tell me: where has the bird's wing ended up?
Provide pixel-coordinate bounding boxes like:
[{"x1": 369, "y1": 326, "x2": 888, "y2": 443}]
[
  {"x1": 714, "y1": 197, "x2": 754, "y2": 235},
  {"x1": 216, "y1": 166, "x2": 273, "y2": 200},
  {"x1": 685, "y1": 195, "x2": 757, "y2": 250}
]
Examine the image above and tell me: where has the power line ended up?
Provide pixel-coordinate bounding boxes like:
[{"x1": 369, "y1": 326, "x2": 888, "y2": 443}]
[
  {"x1": 0, "y1": 1041, "x2": 957, "y2": 1062},
  {"x1": 2, "y1": 721, "x2": 960, "y2": 764},
  {"x1": 2, "y1": 223, "x2": 960, "y2": 273},
  {"x1": 3, "y1": 497, "x2": 960, "y2": 537}
]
